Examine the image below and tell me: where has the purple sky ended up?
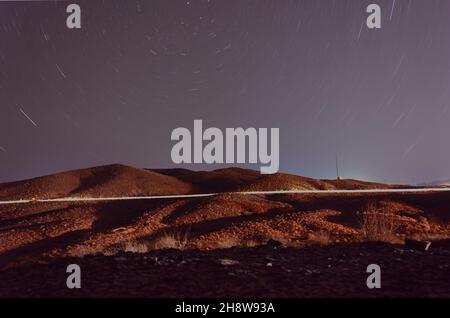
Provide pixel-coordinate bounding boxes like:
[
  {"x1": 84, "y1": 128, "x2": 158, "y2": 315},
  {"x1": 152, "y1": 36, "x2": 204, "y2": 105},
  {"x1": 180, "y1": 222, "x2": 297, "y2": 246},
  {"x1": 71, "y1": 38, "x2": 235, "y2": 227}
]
[{"x1": 1, "y1": 0, "x2": 450, "y2": 184}]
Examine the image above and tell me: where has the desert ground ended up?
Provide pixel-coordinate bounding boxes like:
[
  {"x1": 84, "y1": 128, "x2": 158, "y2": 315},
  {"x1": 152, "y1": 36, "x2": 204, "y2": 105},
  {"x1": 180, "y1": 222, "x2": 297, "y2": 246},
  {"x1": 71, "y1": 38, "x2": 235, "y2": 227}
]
[{"x1": 0, "y1": 164, "x2": 449, "y2": 297}]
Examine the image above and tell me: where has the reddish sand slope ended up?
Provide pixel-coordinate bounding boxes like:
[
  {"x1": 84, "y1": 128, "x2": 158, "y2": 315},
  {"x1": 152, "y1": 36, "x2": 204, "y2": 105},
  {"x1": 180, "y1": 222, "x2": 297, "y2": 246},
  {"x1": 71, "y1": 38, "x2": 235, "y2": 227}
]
[{"x1": 0, "y1": 164, "x2": 194, "y2": 200}]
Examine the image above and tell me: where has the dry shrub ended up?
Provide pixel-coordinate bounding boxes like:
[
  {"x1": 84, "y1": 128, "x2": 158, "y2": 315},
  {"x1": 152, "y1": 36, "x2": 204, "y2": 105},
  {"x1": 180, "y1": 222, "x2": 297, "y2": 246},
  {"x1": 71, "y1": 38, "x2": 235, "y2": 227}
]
[
  {"x1": 240, "y1": 233, "x2": 281, "y2": 248},
  {"x1": 71, "y1": 247, "x2": 96, "y2": 258},
  {"x1": 215, "y1": 233, "x2": 289, "y2": 249},
  {"x1": 100, "y1": 230, "x2": 190, "y2": 256},
  {"x1": 307, "y1": 230, "x2": 333, "y2": 245},
  {"x1": 360, "y1": 203, "x2": 399, "y2": 243},
  {"x1": 148, "y1": 230, "x2": 189, "y2": 250},
  {"x1": 240, "y1": 238, "x2": 262, "y2": 248},
  {"x1": 215, "y1": 237, "x2": 241, "y2": 249},
  {"x1": 101, "y1": 240, "x2": 150, "y2": 255},
  {"x1": 102, "y1": 246, "x2": 120, "y2": 256},
  {"x1": 122, "y1": 241, "x2": 149, "y2": 253}
]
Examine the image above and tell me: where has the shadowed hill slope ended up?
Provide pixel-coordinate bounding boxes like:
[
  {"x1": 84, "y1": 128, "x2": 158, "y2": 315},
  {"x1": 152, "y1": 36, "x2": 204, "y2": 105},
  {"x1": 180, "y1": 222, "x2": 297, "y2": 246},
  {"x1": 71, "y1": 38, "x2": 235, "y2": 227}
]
[{"x1": 0, "y1": 164, "x2": 193, "y2": 200}]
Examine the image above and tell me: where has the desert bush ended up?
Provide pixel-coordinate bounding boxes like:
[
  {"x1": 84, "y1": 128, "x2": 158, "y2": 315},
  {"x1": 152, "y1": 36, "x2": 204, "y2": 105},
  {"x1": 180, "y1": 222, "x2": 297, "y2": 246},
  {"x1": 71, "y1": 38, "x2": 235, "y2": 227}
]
[
  {"x1": 100, "y1": 230, "x2": 190, "y2": 256},
  {"x1": 102, "y1": 246, "x2": 120, "y2": 256},
  {"x1": 307, "y1": 230, "x2": 333, "y2": 245},
  {"x1": 215, "y1": 234, "x2": 289, "y2": 249},
  {"x1": 215, "y1": 237, "x2": 241, "y2": 249},
  {"x1": 148, "y1": 230, "x2": 189, "y2": 250},
  {"x1": 360, "y1": 203, "x2": 399, "y2": 242},
  {"x1": 101, "y1": 240, "x2": 150, "y2": 255},
  {"x1": 122, "y1": 241, "x2": 149, "y2": 253},
  {"x1": 240, "y1": 238, "x2": 262, "y2": 248},
  {"x1": 71, "y1": 246, "x2": 97, "y2": 258}
]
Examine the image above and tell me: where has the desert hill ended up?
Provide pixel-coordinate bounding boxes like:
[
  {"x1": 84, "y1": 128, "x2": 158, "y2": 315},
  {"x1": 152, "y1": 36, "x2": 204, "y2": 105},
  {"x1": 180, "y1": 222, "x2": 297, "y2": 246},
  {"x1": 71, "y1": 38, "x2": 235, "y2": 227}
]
[
  {"x1": 0, "y1": 164, "x2": 403, "y2": 202},
  {"x1": 0, "y1": 164, "x2": 193, "y2": 201},
  {"x1": 152, "y1": 167, "x2": 262, "y2": 192},
  {"x1": 0, "y1": 164, "x2": 449, "y2": 272}
]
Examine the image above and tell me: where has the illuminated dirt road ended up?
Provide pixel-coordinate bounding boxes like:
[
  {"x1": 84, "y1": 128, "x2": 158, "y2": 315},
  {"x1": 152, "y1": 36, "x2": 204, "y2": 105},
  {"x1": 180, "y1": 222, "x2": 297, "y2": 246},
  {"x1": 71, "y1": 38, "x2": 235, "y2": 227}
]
[{"x1": 1, "y1": 187, "x2": 450, "y2": 205}]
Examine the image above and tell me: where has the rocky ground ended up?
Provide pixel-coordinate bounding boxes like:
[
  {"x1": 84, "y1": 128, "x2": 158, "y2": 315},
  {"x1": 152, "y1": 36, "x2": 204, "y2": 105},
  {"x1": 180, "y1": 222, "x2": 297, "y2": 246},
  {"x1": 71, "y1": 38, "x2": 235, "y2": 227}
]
[{"x1": 1, "y1": 242, "x2": 449, "y2": 298}]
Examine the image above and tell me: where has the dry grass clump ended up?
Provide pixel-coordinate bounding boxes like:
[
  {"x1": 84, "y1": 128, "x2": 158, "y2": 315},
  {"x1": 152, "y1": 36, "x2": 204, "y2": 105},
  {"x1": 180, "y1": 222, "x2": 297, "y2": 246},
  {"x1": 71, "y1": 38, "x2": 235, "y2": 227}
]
[
  {"x1": 214, "y1": 237, "x2": 242, "y2": 249},
  {"x1": 149, "y1": 231, "x2": 189, "y2": 250},
  {"x1": 213, "y1": 233, "x2": 291, "y2": 249},
  {"x1": 360, "y1": 203, "x2": 399, "y2": 243},
  {"x1": 101, "y1": 230, "x2": 190, "y2": 255},
  {"x1": 307, "y1": 230, "x2": 333, "y2": 245},
  {"x1": 122, "y1": 241, "x2": 149, "y2": 253}
]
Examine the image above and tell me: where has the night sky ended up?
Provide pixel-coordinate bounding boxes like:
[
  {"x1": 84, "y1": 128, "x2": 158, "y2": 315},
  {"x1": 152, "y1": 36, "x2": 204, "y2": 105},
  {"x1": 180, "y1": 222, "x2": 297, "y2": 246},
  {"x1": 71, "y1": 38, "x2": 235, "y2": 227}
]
[{"x1": 1, "y1": 0, "x2": 450, "y2": 184}]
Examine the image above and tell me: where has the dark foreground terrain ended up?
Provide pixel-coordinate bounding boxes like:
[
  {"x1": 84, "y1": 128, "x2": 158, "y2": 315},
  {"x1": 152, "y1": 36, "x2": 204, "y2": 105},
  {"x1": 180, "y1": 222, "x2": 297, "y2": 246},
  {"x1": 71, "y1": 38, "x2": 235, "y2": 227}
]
[{"x1": 1, "y1": 242, "x2": 449, "y2": 298}]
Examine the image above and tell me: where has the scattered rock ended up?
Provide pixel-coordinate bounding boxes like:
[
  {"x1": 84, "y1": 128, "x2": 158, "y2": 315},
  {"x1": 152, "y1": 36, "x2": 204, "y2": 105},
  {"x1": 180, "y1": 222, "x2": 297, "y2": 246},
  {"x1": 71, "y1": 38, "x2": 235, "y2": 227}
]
[
  {"x1": 405, "y1": 239, "x2": 431, "y2": 251},
  {"x1": 219, "y1": 259, "x2": 239, "y2": 266}
]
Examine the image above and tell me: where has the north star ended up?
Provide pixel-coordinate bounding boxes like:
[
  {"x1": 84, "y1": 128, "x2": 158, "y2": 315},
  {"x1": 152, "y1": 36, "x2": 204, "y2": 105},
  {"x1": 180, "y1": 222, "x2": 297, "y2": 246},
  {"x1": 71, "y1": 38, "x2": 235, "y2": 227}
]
[{"x1": 175, "y1": 302, "x2": 210, "y2": 316}]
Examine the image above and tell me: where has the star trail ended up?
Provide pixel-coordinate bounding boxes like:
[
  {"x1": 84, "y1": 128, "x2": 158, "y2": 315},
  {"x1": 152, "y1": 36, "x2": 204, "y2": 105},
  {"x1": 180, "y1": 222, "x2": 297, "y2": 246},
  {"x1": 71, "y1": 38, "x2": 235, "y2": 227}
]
[{"x1": 0, "y1": 0, "x2": 450, "y2": 184}]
